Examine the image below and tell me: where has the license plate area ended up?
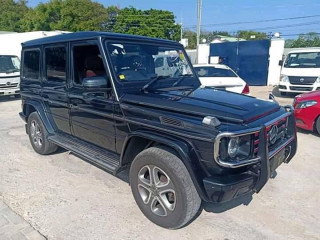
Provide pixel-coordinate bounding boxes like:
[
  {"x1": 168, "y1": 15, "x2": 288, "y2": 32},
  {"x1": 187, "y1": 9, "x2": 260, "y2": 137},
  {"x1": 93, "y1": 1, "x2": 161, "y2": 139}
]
[{"x1": 269, "y1": 148, "x2": 286, "y2": 175}]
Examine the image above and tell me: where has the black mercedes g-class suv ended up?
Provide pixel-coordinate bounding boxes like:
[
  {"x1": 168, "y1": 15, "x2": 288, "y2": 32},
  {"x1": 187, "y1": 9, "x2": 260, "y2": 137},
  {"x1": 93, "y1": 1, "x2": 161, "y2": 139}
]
[{"x1": 19, "y1": 32, "x2": 297, "y2": 229}]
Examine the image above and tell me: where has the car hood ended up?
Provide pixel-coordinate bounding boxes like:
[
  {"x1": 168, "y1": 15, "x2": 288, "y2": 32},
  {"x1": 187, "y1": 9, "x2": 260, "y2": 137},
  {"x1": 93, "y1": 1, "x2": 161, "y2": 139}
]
[
  {"x1": 295, "y1": 90, "x2": 320, "y2": 101},
  {"x1": 120, "y1": 87, "x2": 280, "y2": 124}
]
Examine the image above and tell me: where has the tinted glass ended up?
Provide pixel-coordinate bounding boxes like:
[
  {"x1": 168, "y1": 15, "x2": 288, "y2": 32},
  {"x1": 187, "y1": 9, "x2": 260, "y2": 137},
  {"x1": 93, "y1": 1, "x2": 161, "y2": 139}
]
[
  {"x1": 45, "y1": 47, "x2": 66, "y2": 82},
  {"x1": 194, "y1": 66, "x2": 237, "y2": 77},
  {"x1": 22, "y1": 50, "x2": 40, "y2": 80},
  {"x1": 284, "y1": 52, "x2": 320, "y2": 68}
]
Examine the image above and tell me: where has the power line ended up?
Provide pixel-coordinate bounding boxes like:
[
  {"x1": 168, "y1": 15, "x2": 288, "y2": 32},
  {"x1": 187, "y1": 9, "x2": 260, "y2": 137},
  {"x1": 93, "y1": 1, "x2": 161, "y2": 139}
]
[{"x1": 184, "y1": 14, "x2": 320, "y2": 28}]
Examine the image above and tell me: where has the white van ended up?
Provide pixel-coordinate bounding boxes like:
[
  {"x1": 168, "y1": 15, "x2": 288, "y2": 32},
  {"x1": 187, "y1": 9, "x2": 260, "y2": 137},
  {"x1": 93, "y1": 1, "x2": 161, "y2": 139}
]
[
  {"x1": 278, "y1": 49, "x2": 320, "y2": 95},
  {"x1": 0, "y1": 55, "x2": 20, "y2": 97}
]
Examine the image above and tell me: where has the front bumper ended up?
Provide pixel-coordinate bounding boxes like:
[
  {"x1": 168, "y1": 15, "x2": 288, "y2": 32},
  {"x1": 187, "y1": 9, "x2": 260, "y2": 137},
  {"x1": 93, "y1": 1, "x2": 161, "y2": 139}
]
[
  {"x1": 202, "y1": 110, "x2": 297, "y2": 203},
  {"x1": 279, "y1": 82, "x2": 320, "y2": 93},
  {"x1": 0, "y1": 87, "x2": 20, "y2": 96}
]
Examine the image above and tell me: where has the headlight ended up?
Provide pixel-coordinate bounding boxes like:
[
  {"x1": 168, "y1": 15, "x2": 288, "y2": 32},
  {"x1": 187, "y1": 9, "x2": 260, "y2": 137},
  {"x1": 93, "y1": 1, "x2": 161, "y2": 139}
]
[
  {"x1": 219, "y1": 135, "x2": 252, "y2": 162},
  {"x1": 280, "y1": 75, "x2": 289, "y2": 82},
  {"x1": 296, "y1": 100, "x2": 317, "y2": 109},
  {"x1": 316, "y1": 77, "x2": 320, "y2": 83}
]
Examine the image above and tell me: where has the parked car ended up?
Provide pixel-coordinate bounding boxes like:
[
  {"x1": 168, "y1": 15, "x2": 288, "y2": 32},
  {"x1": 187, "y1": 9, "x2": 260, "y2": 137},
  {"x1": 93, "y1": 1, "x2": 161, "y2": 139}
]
[
  {"x1": 278, "y1": 49, "x2": 320, "y2": 95},
  {"x1": 0, "y1": 55, "x2": 20, "y2": 97},
  {"x1": 19, "y1": 32, "x2": 297, "y2": 229},
  {"x1": 193, "y1": 63, "x2": 250, "y2": 94},
  {"x1": 293, "y1": 90, "x2": 320, "y2": 134}
]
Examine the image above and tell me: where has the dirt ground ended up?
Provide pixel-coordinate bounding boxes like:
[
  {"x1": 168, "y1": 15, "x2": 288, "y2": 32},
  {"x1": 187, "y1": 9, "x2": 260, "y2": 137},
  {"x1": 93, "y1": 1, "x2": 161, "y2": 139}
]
[{"x1": 0, "y1": 86, "x2": 319, "y2": 240}]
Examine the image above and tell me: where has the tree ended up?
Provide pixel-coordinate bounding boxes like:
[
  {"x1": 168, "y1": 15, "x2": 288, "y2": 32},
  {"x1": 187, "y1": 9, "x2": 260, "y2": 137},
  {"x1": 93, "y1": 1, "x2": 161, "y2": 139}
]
[
  {"x1": 112, "y1": 7, "x2": 181, "y2": 41},
  {"x1": 0, "y1": 0, "x2": 29, "y2": 32},
  {"x1": 182, "y1": 30, "x2": 197, "y2": 49},
  {"x1": 237, "y1": 30, "x2": 268, "y2": 40},
  {"x1": 21, "y1": 0, "x2": 112, "y2": 32},
  {"x1": 290, "y1": 33, "x2": 320, "y2": 48}
]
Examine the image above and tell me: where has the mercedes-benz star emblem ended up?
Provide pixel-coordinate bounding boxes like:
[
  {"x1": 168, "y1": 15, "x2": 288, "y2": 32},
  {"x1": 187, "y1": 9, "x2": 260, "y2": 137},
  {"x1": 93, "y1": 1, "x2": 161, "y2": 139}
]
[
  {"x1": 269, "y1": 125, "x2": 278, "y2": 145},
  {"x1": 6, "y1": 82, "x2": 11, "y2": 86},
  {"x1": 300, "y1": 78, "x2": 305, "y2": 82}
]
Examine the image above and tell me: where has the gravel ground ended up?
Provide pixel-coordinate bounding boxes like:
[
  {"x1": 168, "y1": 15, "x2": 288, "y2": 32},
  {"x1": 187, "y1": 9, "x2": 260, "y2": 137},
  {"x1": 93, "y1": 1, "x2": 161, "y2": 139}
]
[{"x1": 0, "y1": 86, "x2": 319, "y2": 240}]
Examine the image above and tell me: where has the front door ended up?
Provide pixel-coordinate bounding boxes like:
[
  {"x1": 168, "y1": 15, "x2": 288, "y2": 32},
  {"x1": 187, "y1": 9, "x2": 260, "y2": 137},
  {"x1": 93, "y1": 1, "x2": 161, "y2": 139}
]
[
  {"x1": 42, "y1": 45, "x2": 71, "y2": 134},
  {"x1": 69, "y1": 41, "x2": 116, "y2": 152}
]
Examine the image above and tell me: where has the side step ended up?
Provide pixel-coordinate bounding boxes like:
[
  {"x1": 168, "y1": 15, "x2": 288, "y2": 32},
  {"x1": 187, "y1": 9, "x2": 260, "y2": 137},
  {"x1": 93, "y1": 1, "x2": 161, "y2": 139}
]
[{"x1": 48, "y1": 134, "x2": 120, "y2": 174}]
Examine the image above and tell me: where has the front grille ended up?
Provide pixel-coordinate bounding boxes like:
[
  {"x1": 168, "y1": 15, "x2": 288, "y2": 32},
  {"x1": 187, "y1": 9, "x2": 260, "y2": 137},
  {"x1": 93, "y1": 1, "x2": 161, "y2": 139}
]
[
  {"x1": 289, "y1": 76, "x2": 317, "y2": 85},
  {"x1": 0, "y1": 83, "x2": 18, "y2": 89},
  {"x1": 289, "y1": 86, "x2": 313, "y2": 91},
  {"x1": 266, "y1": 116, "x2": 288, "y2": 152}
]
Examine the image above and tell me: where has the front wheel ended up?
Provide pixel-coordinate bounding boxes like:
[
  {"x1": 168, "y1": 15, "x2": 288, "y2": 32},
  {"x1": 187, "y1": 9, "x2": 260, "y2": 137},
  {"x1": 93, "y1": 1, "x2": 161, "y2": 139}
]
[
  {"x1": 129, "y1": 147, "x2": 201, "y2": 229},
  {"x1": 316, "y1": 116, "x2": 320, "y2": 135}
]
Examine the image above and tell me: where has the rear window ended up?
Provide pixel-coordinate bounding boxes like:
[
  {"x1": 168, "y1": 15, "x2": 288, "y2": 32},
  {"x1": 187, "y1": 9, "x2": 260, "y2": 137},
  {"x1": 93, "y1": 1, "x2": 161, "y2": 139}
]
[
  {"x1": 45, "y1": 46, "x2": 67, "y2": 82},
  {"x1": 194, "y1": 66, "x2": 237, "y2": 78},
  {"x1": 22, "y1": 50, "x2": 40, "y2": 80}
]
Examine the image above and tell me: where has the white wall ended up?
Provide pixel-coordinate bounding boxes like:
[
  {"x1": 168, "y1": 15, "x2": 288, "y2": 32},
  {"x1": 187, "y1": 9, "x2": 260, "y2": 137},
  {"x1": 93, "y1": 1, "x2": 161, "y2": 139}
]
[
  {"x1": 0, "y1": 31, "x2": 68, "y2": 59},
  {"x1": 267, "y1": 38, "x2": 285, "y2": 86},
  {"x1": 197, "y1": 44, "x2": 210, "y2": 64}
]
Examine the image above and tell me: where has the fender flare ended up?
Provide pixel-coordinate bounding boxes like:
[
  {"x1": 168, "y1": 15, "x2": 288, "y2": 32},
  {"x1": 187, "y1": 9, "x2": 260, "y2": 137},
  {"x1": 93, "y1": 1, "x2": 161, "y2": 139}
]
[
  {"x1": 22, "y1": 99, "x2": 55, "y2": 134},
  {"x1": 120, "y1": 130, "x2": 210, "y2": 201}
]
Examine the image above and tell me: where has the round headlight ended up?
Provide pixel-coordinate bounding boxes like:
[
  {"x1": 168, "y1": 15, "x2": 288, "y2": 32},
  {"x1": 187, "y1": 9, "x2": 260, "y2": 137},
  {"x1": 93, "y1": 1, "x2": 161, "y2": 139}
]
[{"x1": 228, "y1": 137, "x2": 240, "y2": 158}]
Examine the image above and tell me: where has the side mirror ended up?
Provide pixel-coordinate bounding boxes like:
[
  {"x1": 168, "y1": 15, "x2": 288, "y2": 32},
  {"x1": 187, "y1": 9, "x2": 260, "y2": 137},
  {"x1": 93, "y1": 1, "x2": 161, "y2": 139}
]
[
  {"x1": 82, "y1": 76, "x2": 108, "y2": 89},
  {"x1": 278, "y1": 60, "x2": 283, "y2": 66}
]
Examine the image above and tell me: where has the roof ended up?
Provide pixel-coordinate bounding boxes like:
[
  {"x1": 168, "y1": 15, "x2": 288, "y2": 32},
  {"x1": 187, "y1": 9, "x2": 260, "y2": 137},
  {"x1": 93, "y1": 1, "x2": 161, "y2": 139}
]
[
  {"x1": 193, "y1": 63, "x2": 230, "y2": 69},
  {"x1": 287, "y1": 48, "x2": 320, "y2": 54},
  {"x1": 23, "y1": 31, "x2": 180, "y2": 47}
]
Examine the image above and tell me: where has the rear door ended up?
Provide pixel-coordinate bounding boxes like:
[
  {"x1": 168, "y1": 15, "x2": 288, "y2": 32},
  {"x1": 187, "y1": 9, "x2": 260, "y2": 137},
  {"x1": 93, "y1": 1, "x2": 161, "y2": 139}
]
[
  {"x1": 69, "y1": 41, "x2": 116, "y2": 152},
  {"x1": 42, "y1": 44, "x2": 71, "y2": 134}
]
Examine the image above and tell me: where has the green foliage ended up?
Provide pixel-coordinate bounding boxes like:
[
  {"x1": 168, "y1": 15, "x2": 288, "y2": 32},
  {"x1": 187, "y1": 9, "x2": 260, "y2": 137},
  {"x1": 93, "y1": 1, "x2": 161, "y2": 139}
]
[
  {"x1": 182, "y1": 30, "x2": 197, "y2": 49},
  {"x1": 289, "y1": 33, "x2": 320, "y2": 48},
  {"x1": 237, "y1": 30, "x2": 268, "y2": 40},
  {"x1": 0, "y1": 0, "x2": 29, "y2": 32},
  {"x1": 112, "y1": 7, "x2": 181, "y2": 41},
  {"x1": 21, "y1": 0, "x2": 110, "y2": 32}
]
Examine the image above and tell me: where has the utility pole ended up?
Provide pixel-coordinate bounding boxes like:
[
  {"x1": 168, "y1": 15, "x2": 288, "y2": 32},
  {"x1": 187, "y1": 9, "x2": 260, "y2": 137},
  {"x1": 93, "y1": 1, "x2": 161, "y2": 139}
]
[
  {"x1": 180, "y1": 17, "x2": 183, "y2": 41},
  {"x1": 196, "y1": 0, "x2": 202, "y2": 47}
]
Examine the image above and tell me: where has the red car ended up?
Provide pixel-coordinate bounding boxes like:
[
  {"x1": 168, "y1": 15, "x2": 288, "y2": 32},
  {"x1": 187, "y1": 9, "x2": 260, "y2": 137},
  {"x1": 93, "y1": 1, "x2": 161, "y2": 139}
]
[{"x1": 293, "y1": 91, "x2": 320, "y2": 134}]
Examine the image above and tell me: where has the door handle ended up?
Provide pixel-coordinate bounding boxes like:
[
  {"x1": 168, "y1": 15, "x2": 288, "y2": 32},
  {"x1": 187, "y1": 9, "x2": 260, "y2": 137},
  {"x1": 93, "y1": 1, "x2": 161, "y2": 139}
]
[{"x1": 69, "y1": 104, "x2": 78, "y2": 109}]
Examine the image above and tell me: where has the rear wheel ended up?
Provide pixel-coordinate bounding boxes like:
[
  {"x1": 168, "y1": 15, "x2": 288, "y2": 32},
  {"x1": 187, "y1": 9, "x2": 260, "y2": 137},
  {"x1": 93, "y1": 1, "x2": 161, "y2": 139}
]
[
  {"x1": 27, "y1": 112, "x2": 58, "y2": 155},
  {"x1": 129, "y1": 147, "x2": 201, "y2": 229}
]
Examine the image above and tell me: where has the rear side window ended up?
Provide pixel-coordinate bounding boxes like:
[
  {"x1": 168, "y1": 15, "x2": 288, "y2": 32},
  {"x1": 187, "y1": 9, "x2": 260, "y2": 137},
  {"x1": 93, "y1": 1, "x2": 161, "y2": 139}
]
[
  {"x1": 45, "y1": 46, "x2": 67, "y2": 82},
  {"x1": 22, "y1": 50, "x2": 40, "y2": 80}
]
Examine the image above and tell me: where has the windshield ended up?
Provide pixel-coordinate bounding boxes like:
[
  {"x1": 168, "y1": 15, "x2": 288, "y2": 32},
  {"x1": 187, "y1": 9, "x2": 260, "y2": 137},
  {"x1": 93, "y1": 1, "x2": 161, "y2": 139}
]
[
  {"x1": 284, "y1": 52, "x2": 320, "y2": 68},
  {"x1": 106, "y1": 42, "x2": 194, "y2": 84},
  {"x1": 0, "y1": 55, "x2": 20, "y2": 73},
  {"x1": 194, "y1": 66, "x2": 237, "y2": 77}
]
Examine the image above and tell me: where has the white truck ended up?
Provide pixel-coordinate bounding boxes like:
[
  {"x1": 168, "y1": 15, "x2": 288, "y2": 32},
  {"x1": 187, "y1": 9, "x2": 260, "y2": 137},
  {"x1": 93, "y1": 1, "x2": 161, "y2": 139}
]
[
  {"x1": 0, "y1": 31, "x2": 67, "y2": 97},
  {"x1": 278, "y1": 49, "x2": 320, "y2": 95}
]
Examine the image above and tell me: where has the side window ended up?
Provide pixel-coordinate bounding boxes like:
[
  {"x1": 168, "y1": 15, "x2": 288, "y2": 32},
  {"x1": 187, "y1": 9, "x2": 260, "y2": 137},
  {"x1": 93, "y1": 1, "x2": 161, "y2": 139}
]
[
  {"x1": 45, "y1": 46, "x2": 67, "y2": 82},
  {"x1": 22, "y1": 50, "x2": 40, "y2": 80},
  {"x1": 72, "y1": 44, "x2": 106, "y2": 85}
]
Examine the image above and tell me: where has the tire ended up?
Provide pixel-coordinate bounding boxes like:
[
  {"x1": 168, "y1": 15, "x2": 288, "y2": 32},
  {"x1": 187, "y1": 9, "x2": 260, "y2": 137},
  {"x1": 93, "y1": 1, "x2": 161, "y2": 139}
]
[
  {"x1": 316, "y1": 116, "x2": 320, "y2": 135},
  {"x1": 280, "y1": 92, "x2": 287, "y2": 96},
  {"x1": 129, "y1": 147, "x2": 201, "y2": 229},
  {"x1": 27, "y1": 112, "x2": 58, "y2": 155}
]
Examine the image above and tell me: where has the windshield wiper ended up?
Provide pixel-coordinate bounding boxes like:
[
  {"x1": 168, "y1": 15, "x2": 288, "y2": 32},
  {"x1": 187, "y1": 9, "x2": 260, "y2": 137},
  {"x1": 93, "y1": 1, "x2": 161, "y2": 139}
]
[
  {"x1": 141, "y1": 75, "x2": 171, "y2": 91},
  {"x1": 172, "y1": 74, "x2": 193, "y2": 87}
]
